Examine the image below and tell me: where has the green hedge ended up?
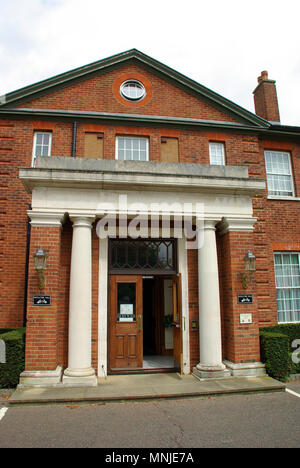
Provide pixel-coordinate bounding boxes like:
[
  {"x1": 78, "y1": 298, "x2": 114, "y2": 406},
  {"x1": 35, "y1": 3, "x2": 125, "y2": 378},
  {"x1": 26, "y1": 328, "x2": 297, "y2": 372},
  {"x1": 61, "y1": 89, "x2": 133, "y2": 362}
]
[
  {"x1": 0, "y1": 328, "x2": 26, "y2": 389},
  {"x1": 260, "y1": 331, "x2": 289, "y2": 381},
  {"x1": 260, "y1": 323, "x2": 300, "y2": 381}
]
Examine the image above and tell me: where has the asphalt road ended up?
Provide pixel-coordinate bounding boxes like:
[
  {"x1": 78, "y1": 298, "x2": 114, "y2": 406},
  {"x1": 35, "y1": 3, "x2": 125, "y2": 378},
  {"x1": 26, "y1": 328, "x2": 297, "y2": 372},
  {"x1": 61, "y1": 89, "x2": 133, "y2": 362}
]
[{"x1": 0, "y1": 382, "x2": 299, "y2": 449}]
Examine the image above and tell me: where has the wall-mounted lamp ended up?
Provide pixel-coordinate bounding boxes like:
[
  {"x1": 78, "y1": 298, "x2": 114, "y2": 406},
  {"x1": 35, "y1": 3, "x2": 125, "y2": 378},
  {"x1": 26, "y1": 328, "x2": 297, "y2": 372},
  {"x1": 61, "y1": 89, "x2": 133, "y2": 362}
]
[
  {"x1": 34, "y1": 247, "x2": 48, "y2": 290},
  {"x1": 242, "y1": 251, "x2": 256, "y2": 289}
]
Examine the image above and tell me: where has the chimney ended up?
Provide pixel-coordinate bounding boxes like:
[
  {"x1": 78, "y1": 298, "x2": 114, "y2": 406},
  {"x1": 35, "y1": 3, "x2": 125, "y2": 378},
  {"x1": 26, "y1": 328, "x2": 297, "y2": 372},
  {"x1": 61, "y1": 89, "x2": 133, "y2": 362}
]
[{"x1": 253, "y1": 71, "x2": 280, "y2": 122}]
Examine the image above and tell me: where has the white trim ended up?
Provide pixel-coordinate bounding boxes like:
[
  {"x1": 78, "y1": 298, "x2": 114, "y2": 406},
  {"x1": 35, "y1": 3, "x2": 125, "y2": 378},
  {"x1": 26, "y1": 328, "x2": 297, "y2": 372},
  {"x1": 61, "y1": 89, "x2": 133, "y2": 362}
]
[
  {"x1": 274, "y1": 251, "x2": 300, "y2": 324},
  {"x1": 267, "y1": 196, "x2": 300, "y2": 201},
  {"x1": 223, "y1": 360, "x2": 266, "y2": 377},
  {"x1": 115, "y1": 136, "x2": 149, "y2": 161},
  {"x1": 209, "y1": 142, "x2": 225, "y2": 166},
  {"x1": 98, "y1": 237, "x2": 108, "y2": 379},
  {"x1": 0, "y1": 408, "x2": 8, "y2": 422},
  {"x1": 120, "y1": 80, "x2": 146, "y2": 102},
  {"x1": 286, "y1": 388, "x2": 300, "y2": 399},
  {"x1": 217, "y1": 217, "x2": 257, "y2": 236},
  {"x1": 178, "y1": 236, "x2": 190, "y2": 375},
  {"x1": 28, "y1": 211, "x2": 65, "y2": 227},
  {"x1": 18, "y1": 366, "x2": 63, "y2": 387},
  {"x1": 32, "y1": 131, "x2": 52, "y2": 167},
  {"x1": 97, "y1": 229, "x2": 190, "y2": 377},
  {"x1": 264, "y1": 150, "x2": 295, "y2": 198}
]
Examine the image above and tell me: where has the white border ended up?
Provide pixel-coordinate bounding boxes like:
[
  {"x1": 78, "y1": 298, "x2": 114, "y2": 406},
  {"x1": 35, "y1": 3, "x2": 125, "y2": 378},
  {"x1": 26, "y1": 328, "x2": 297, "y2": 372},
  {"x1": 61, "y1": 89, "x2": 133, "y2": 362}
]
[{"x1": 32, "y1": 131, "x2": 52, "y2": 167}]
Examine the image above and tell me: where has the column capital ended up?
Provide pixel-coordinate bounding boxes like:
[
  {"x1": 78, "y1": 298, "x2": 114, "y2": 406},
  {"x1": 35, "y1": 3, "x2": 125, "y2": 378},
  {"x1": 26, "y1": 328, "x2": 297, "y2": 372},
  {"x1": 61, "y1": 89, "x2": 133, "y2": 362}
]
[
  {"x1": 70, "y1": 215, "x2": 96, "y2": 229},
  {"x1": 28, "y1": 211, "x2": 65, "y2": 228},
  {"x1": 195, "y1": 217, "x2": 220, "y2": 228},
  {"x1": 217, "y1": 217, "x2": 257, "y2": 236}
]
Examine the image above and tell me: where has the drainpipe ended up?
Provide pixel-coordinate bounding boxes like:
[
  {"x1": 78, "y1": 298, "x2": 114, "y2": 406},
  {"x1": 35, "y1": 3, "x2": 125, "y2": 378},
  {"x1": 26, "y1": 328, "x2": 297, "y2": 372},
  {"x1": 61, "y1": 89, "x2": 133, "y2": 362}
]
[
  {"x1": 23, "y1": 203, "x2": 32, "y2": 327},
  {"x1": 72, "y1": 121, "x2": 78, "y2": 158}
]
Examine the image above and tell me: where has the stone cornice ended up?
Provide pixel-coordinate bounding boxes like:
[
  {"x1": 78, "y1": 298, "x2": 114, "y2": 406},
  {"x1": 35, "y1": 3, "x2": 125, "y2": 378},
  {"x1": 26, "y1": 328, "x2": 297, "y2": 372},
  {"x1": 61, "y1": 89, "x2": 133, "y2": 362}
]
[
  {"x1": 20, "y1": 157, "x2": 265, "y2": 197},
  {"x1": 217, "y1": 216, "x2": 258, "y2": 235}
]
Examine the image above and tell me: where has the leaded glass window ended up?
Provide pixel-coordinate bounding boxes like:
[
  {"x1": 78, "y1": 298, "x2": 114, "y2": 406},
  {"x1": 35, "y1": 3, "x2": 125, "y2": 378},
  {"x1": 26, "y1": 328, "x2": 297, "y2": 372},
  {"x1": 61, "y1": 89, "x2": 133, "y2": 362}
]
[{"x1": 109, "y1": 239, "x2": 177, "y2": 274}]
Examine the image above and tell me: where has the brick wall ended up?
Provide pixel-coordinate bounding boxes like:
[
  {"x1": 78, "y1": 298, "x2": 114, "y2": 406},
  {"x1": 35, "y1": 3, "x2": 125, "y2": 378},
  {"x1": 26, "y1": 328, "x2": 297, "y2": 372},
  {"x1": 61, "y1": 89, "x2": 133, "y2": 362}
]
[
  {"x1": 0, "y1": 63, "x2": 299, "y2": 372},
  {"x1": 25, "y1": 225, "x2": 62, "y2": 371},
  {"x1": 17, "y1": 64, "x2": 241, "y2": 123},
  {"x1": 217, "y1": 231, "x2": 260, "y2": 364}
]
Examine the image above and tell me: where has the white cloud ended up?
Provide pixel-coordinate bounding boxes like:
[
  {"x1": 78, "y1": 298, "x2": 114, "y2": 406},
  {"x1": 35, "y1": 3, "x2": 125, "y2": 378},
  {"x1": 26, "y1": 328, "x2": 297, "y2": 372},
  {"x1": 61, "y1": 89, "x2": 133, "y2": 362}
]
[{"x1": 0, "y1": 0, "x2": 299, "y2": 125}]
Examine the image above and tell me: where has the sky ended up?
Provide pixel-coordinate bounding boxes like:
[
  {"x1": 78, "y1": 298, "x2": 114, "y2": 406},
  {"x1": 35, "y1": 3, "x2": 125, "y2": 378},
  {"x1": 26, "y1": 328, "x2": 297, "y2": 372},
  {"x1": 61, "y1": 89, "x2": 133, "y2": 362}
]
[{"x1": 0, "y1": 0, "x2": 299, "y2": 125}]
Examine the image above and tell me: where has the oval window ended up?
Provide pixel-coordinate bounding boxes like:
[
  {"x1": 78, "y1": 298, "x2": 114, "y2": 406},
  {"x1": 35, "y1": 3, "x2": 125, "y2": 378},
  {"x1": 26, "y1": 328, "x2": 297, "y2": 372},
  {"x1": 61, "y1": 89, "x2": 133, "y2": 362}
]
[{"x1": 120, "y1": 80, "x2": 146, "y2": 101}]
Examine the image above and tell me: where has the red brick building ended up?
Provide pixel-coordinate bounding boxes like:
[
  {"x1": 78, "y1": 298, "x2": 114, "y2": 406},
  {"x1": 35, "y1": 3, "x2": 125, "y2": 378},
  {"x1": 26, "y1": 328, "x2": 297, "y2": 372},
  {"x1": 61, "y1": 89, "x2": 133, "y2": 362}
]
[{"x1": 0, "y1": 50, "x2": 299, "y2": 387}]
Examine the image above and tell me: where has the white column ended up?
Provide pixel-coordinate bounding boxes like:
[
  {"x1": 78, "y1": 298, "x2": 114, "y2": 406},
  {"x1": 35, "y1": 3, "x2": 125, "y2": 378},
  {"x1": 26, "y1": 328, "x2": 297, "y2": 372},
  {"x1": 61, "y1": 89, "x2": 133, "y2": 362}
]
[
  {"x1": 63, "y1": 216, "x2": 97, "y2": 386},
  {"x1": 194, "y1": 220, "x2": 230, "y2": 379},
  {"x1": 177, "y1": 236, "x2": 190, "y2": 375},
  {"x1": 98, "y1": 236, "x2": 108, "y2": 379}
]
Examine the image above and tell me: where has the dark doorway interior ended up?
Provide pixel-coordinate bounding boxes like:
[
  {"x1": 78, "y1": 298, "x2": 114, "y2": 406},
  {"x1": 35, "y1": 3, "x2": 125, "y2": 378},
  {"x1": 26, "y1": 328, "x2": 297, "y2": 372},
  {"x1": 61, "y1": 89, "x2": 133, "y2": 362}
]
[
  {"x1": 142, "y1": 277, "x2": 175, "y2": 370},
  {"x1": 143, "y1": 278, "x2": 156, "y2": 355}
]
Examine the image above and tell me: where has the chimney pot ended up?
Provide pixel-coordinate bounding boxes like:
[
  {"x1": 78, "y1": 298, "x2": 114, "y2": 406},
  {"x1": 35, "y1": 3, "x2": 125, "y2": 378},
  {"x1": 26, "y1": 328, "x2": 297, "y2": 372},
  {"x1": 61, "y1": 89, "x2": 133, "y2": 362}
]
[{"x1": 257, "y1": 70, "x2": 269, "y2": 83}]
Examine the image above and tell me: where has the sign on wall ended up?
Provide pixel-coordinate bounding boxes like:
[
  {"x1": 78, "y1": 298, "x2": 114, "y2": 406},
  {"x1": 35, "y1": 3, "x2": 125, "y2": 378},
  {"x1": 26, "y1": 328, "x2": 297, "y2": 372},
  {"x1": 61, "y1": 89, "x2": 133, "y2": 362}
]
[
  {"x1": 33, "y1": 295, "x2": 51, "y2": 306},
  {"x1": 238, "y1": 294, "x2": 253, "y2": 304}
]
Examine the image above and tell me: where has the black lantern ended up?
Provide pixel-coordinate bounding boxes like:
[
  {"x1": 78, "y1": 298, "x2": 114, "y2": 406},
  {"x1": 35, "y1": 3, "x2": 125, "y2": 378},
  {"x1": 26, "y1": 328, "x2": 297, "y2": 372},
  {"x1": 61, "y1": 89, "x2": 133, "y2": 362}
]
[
  {"x1": 242, "y1": 251, "x2": 256, "y2": 289},
  {"x1": 34, "y1": 248, "x2": 47, "y2": 290}
]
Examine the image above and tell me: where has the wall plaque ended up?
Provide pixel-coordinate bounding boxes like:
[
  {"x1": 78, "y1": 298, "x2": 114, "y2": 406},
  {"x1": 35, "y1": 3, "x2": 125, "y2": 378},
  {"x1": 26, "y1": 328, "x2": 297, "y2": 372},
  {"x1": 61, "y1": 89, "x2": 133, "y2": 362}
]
[
  {"x1": 33, "y1": 295, "x2": 51, "y2": 306},
  {"x1": 238, "y1": 294, "x2": 253, "y2": 304}
]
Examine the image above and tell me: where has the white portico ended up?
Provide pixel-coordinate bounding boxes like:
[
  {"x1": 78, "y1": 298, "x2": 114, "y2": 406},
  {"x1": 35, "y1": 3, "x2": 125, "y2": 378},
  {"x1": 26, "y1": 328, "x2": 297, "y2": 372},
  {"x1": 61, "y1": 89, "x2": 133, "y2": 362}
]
[{"x1": 19, "y1": 157, "x2": 265, "y2": 387}]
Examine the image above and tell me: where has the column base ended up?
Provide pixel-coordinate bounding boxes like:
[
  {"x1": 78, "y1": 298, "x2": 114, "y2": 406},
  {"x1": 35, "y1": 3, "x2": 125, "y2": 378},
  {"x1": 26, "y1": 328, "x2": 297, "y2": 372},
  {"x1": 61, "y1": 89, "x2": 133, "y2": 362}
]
[
  {"x1": 62, "y1": 367, "x2": 98, "y2": 387},
  {"x1": 223, "y1": 360, "x2": 266, "y2": 377},
  {"x1": 193, "y1": 362, "x2": 231, "y2": 380},
  {"x1": 18, "y1": 366, "x2": 63, "y2": 388}
]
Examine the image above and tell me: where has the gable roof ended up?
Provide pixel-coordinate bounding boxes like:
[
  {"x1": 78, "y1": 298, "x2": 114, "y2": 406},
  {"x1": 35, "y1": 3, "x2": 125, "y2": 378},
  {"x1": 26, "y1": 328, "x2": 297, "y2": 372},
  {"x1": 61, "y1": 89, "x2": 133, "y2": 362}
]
[
  {"x1": 0, "y1": 49, "x2": 270, "y2": 129},
  {"x1": 0, "y1": 49, "x2": 270, "y2": 128}
]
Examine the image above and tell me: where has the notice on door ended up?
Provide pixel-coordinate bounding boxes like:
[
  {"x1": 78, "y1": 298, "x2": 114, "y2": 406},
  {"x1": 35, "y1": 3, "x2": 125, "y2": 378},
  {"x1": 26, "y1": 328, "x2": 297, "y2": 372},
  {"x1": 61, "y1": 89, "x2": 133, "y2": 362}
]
[{"x1": 119, "y1": 304, "x2": 135, "y2": 322}]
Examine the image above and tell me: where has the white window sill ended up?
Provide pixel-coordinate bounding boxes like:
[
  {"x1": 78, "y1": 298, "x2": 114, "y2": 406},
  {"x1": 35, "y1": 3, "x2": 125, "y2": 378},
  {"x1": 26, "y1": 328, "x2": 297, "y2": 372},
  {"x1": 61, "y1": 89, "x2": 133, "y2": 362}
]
[
  {"x1": 278, "y1": 321, "x2": 300, "y2": 324},
  {"x1": 268, "y1": 196, "x2": 300, "y2": 201}
]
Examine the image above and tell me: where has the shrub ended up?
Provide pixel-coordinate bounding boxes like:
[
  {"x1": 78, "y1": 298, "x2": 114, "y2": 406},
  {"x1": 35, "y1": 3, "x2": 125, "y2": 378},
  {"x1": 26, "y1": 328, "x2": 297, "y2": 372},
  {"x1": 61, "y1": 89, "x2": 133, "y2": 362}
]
[
  {"x1": 260, "y1": 324, "x2": 300, "y2": 348},
  {"x1": 260, "y1": 323, "x2": 300, "y2": 381},
  {"x1": 260, "y1": 331, "x2": 289, "y2": 381},
  {"x1": 0, "y1": 328, "x2": 26, "y2": 389}
]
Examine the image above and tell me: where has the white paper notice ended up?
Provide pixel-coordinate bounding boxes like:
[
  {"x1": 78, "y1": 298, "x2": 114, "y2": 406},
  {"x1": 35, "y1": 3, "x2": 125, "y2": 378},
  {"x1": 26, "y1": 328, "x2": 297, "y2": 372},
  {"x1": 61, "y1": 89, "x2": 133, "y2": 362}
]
[
  {"x1": 120, "y1": 304, "x2": 134, "y2": 315},
  {"x1": 119, "y1": 304, "x2": 134, "y2": 322}
]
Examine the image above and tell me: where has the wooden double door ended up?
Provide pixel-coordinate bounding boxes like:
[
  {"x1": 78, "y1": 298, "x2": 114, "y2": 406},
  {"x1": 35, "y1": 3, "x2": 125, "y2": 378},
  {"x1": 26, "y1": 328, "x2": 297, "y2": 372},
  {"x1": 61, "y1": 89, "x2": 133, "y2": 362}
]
[{"x1": 109, "y1": 275, "x2": 182, "y2": 372}]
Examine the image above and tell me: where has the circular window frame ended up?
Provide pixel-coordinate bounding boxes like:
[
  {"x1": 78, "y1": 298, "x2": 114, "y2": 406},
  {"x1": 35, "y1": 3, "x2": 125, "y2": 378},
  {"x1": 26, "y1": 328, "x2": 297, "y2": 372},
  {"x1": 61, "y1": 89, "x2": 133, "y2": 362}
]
[
  {"x1": 113, "y1": 73, "x2": 152, "y2": 107},
  {"x1": 120, "y1": 80, "x2": 146, "y2": 102}
]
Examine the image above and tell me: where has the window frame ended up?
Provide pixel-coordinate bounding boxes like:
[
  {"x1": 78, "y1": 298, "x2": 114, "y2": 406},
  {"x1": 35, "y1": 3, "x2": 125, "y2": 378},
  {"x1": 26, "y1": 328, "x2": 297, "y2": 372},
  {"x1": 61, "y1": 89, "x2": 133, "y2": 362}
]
[
  {"x1": 209, "y1": 142, "x2": 226, "y2": 166},
  {"x1": 115, "y1": 136, "x2": 149, "y2": 162},
  {"x1": 264, "y1": 150, "x2": 295, "y2": 198},
  {"x1": 109, "y1": 238, "x2": 178, "y2": 275},
  {"x1": 32, "y1": 131, "x2": 52, "y2": 167},
  {"x1": 274, "y1": 252, "x2": 300, "y2": 324},
  {"x1": 120, "y1": 80, "x2": 146, "y2": 102}
]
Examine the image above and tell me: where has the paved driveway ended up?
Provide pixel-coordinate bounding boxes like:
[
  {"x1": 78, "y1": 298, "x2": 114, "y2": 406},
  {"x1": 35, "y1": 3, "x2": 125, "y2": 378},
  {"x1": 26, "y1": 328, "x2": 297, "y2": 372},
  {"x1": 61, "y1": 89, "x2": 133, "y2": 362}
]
[{"x1": 0, "y1": 383, "x2": 299, "y2": 448}]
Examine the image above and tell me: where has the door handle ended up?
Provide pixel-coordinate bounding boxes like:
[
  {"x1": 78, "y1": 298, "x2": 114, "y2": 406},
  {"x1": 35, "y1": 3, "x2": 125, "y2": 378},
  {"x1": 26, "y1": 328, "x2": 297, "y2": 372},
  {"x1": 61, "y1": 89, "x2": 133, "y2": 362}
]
[
  {"x1": 137, "y1": 315, "x2": 143, "y2": 332},
  {"x1": 171, "y1": 323, "x2": 180, "y2": 328}
]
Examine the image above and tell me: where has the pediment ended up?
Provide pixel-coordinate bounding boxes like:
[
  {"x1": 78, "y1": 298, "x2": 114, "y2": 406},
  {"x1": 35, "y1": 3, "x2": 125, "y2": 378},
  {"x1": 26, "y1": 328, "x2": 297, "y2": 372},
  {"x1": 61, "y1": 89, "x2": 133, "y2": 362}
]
[{"x1": 0, "y1": 49, "x2": 269, "y2": 129}]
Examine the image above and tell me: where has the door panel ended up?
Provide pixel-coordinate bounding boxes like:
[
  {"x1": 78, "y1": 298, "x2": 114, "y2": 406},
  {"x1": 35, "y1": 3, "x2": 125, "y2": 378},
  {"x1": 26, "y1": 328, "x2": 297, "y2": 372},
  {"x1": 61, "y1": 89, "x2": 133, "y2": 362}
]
[
  {"x1": 173, "y1": 274, "x2": 183, "y2": 373},
  {"x1": 109, "y1": 275, "x2": 143, "y2": 370}
]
